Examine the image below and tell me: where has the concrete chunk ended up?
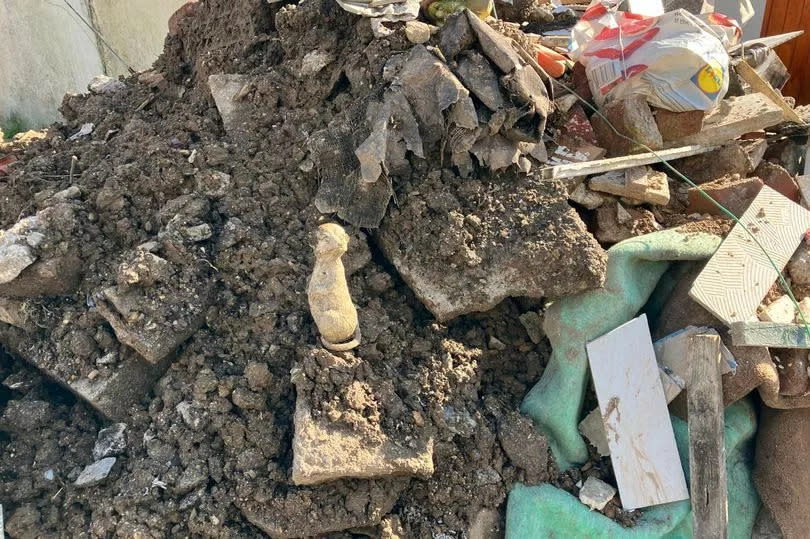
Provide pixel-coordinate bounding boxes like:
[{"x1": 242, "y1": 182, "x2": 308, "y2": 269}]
[
  {"x1": 591, "y1": 95, "x2": 663, "y2": 157},
  {"x1": 668, "y1": 93, "x2": 786, "y2": 147},
  {"x1": 579, "y1": 476, "x2": 616, "y2": 511},
  {"x1": 589, "y1": 166, "x2": 670, "y2": 205},
  {"x1": 760, "y1": 295, "x2": 796, "y2": 324}
]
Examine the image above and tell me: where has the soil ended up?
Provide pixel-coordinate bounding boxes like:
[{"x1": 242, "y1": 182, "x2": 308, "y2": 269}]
[{"x1": 0, "y1": 0, "x2": 738, "y2": 536}]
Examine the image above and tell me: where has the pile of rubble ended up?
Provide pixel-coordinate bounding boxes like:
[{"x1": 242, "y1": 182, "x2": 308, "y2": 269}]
[{"x1": 0, "y1": 0, "x2": 809, "y2": 536}]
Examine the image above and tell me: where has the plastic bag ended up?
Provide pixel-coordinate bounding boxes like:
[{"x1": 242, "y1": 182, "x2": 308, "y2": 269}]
[{"x1": 570, "y1": 1, "x2": 741, "y2": 112}]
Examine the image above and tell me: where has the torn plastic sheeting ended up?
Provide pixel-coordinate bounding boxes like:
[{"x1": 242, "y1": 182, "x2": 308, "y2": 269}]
[
  {"x1": 507, "y1": 398, "x2": 759, "y2": 538},
  {"x1": 520, "y1": 228, "x2": 723, "y2": 470}
]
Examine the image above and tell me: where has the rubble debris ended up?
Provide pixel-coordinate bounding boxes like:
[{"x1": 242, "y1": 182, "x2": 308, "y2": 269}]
[
  {"x1": 760, "y1": 295, "x2": 797, "y2": 324},
  {"x1": 377, "y1": 171, "x2": 607, "y2": 321},
  {"x1": 668, "y1": 93, "x2": 786, "y2": 148},
  {"x1": 455, "y1": 50, "x2": 506, "y2": 111},
  {"x1": 591, "y1": 95, "x2": 664, "y2": 157},
  {"x1": 654, "y1": 326, "x2": 736, "y2": 378},
  {"x1": 67, "y1": 122, "x2": 94, "y2": 142},
  {"x1": 0, "y1": 298, "x2": 33, "y2": 331},
  {"x1": 578, "y1": 407, "x2": 610, "y2": 457},
  {"x1": 548, "y1": 134, "x2": 605, "y2": 165},
  {"x1": 290, "y1": 349, "x2": 432, "y2": 485},
  {"x1": 673, "y1": 142, "x2": 754, "y2": 184},
  {"x1": 560, "y1": 105, "x2": 599, "y2": 146},
  {"x1": 586, "y1": 315, "x2": 688, "y2": 510},
  {"x1": 74, "y1": 457, "x2": 116, "y2": 488},
  {"x1": 93, "y1": 423, "x2": 128, "y2": 460},
  {"x1": 687, "y1": 334, "x2": 727, "y2": 539},
  {"x1": 774, "y1": 349, "x2": 809, "y2": 397},
  {"x1": 404, "y1": 21, "x2": 434, "y2": 44},
  {"x1": 594, "y1": 202, "x2": 660, "y2": 244},
  {"x1": 653, "y1": 108, "x2": 705, "y2": 142},
  {"x1": 691, "y1": 187, "x2": 810, "y2": 325},
  {"x1": 754, "y1": 161, "x2": 800, "y2": 201},
  {"x1": 796, "y1": 175, "x2": 810, "y2": 209},
  {"x1": 95, "y1": 242, "x2": 214, "y2": 364},
  {"x1": 337, "y1": 0, "x2": 418, "y2": 22},
  {"x1": 518, "y1": 311, "x2": 543, "y2": 344},
  {"x1": 589, "y1": 166, "x2": 670, "y2": 205},
  {"x1": 540, "y1": 144, "x2": 715, "y2": 181},
  {"x1": 467, "y1": 507, "x2": 501, "y2": 539},
  {"x1": 87, "y1": 75, "x2": 125, "y2": 95},
  {"x1": 578, "y1": 476, "x2": 616, "y2": 511},
  {"x1": 686, "y1": 174, "x2": 764, "y2": 216},
  {"x1": 729, "y1": 322, "x2": 810, "y2": 349},
  {"x1": 788, "y1": 243, "x2": 810, "y2": 285},
  {"x1": 568, "y1": 181, "x2": 605, "y2": 209},
  {"x1": 307, "y1": 223, "x2": 361, "y2": 351},
  {"x1": 208, "y1": 74, "x2": 252, "y2": 143}
]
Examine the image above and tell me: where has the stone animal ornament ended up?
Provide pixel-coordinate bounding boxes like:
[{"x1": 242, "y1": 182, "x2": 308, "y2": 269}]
[{"x1": 307, "y1": 223, "x2": 361, "y2": 351}]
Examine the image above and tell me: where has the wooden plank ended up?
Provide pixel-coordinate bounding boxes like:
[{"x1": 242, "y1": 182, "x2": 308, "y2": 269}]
[
  {"x1": 729, "y1": 321, "x2": 810, "y2": 348},
  {"x1": 687, "y1": 334, "x2": 728, "y2": 539},
  {"x1": 539, "y1": 145, "x2": 716, "y2": 181},
  {"x1": 734, "y1": 60, "x2": 805, "y2": 124},
  {"x1": 668, "y1": 93, "x2": 786, "y2": 148},
  {"x1": 729, "y1": 31, "x2": 804, "y2": 56},
  {"x1": 586, "y1": 314, "x2": 689, "y2": 510},
  {"x1": 689, "y1": 186, "x2": 810, "y2": 326}
]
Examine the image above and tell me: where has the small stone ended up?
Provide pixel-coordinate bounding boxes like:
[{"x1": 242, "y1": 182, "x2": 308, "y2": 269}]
[
  {"x1": 579, "y1": 476, "x2": 616, "y2": 510},
  {"x1": 760, "y1": 295, "x2": 796, "y2": 324},
  {"x1": 0, "y1": 243, "x2": 36, "y2": 284},
  {"x1": 797, "y1": 297, "x2": 810, "y2": 323},
  {"x1": 176, "y1": 401, "x2": 207, "y2": 431},
  {"x1": 74, "y1": 457, "x2": 116, "y2": 488},
  {"x1": 183, "y1": 224, "x2": 212, "y2": 242},
  {"x1": 96, "y1": 351, "x2": 119, "y2": 366},
  {"x1": 231, "y1": 387, "x2": 265, "y2": 410},
  {"x1": 615, "y1": 202, "x2": 632, "y2": 224},
  {"x1": 174, "y1": 462, "x2": 208, "y2": 495},
  {"x1": 88, "y1": 75, "x2": 125, "y2": 95},
  {"x1": 578, "y1": 408, "x2": 610, "y2": 456},
  {"x1": 519, "y1": 311, "x2": 544, "y2": 344},
  {"x1": 405, "y1": 21, "x2": 433, "y2": 44},
  {"x1": 788, "y1": 244, "x2": 810, "y2": 285},
  {"x1": 0, "y1": 298, "x2": 33, "y2": 331},
  {"x1": 569, "y1": 182, "x2": 605, "y2": 209},
  {"x1": 93, "y1": 423, "x2": 127, "y2": 460},
  {"x1": 300, "y1": 50, "x2": 334, "y2": 77},
  {"x1": 489, "y1": 336, "x2": 506, "y2": 351}
]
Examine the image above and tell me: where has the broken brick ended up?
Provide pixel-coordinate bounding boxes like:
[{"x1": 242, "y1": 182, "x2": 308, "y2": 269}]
[
  {"x1": 561, "y1": 105, "x2": 598, "y2": 146},
  {"x1": 686, "y1": 175, "x2": 764, "y2": 217},
  {"x1": 591, "y1": 95, "x2": 663, "y2": 157},
  {"x1": 653, "y1": 108, "x2": 704, "y2": 142},
  {"x1": 754, "y1": 161, "x2": 800, "y2": 202},
  {"x1": 673, "y1": 143, "x2": 752, "y2": 185}
]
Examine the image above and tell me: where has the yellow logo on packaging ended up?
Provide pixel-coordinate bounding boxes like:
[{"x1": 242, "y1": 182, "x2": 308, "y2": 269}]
[{"x1": 696, "y1": 61, "x2": 724, "y2": 95}]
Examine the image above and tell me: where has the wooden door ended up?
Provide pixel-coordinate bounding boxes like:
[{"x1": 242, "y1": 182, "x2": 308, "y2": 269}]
[{"x1": 761, "y1": 0, "x2": 810, "y2": 104}]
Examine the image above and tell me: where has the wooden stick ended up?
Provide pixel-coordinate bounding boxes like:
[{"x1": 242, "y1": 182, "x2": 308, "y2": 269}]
[
  {"x1": 735, "y1": 60, "x2": 804, "y2": 125},
  {"x1": 687, "y1": 334, "x2": 728, "y2": 539}
]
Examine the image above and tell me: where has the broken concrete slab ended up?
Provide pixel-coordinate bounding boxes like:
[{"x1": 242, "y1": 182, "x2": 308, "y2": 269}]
[
  {"x1": 591, "y1": 95, "x2": 664, "y2": 157},
  {"x1": 74, "y1": 457, "x2": 116, "y2": 488},
  {"x1": 291, "y1": 388, "x2": 433, "y2": 485},
  {"x1": 589, "y1": 166, "x2": 670, "y2": 205},
  {"x1": 668, "y1": 93, "x2": 786, "y2": 147},
  {"x1": 377, "y1": 170, "x2": 607, "y2": 321},
  {"x1": 686, "y1": 175, "x2": 764, "y2": 217},
  {"x1": 438, "y1": 10, "x2": 475, "y2": 61},
  {"x1": 579, "y1": 476, "x2": 616, "y2": 511}
]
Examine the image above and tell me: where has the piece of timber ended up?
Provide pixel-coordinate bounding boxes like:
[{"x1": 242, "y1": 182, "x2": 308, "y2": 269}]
[
  {"x1": 586, "y1": 314, "x2": 689, "y2": 510},
  {"x1": 538, "y1": 145, "x2": 716, "y2": 181},
  {"x1": 687, "y1": 334, "x2": 728, "y2": 539},
  {"x1": 689, "y1": 186, "x2": 810, "y2": 326},
  {"x1": 735, "y1": 60, "x2": 804, "y2": 124},
  {"x1": 728, "y1": 321, "x2": 810, "y2": 349}
]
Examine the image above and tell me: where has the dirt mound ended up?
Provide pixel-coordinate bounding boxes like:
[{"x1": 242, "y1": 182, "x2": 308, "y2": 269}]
[{"x1": 0, "y1": 1, "x2": 597, "y2": 536}]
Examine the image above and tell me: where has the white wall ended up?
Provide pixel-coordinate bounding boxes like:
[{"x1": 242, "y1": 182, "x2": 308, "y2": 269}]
[
  {"x1": 714, "y1": 0, "x2": 766, "y2": 40},
  {"x1": 0, "y1": 0, "x2": 105, "y2": 128}
]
